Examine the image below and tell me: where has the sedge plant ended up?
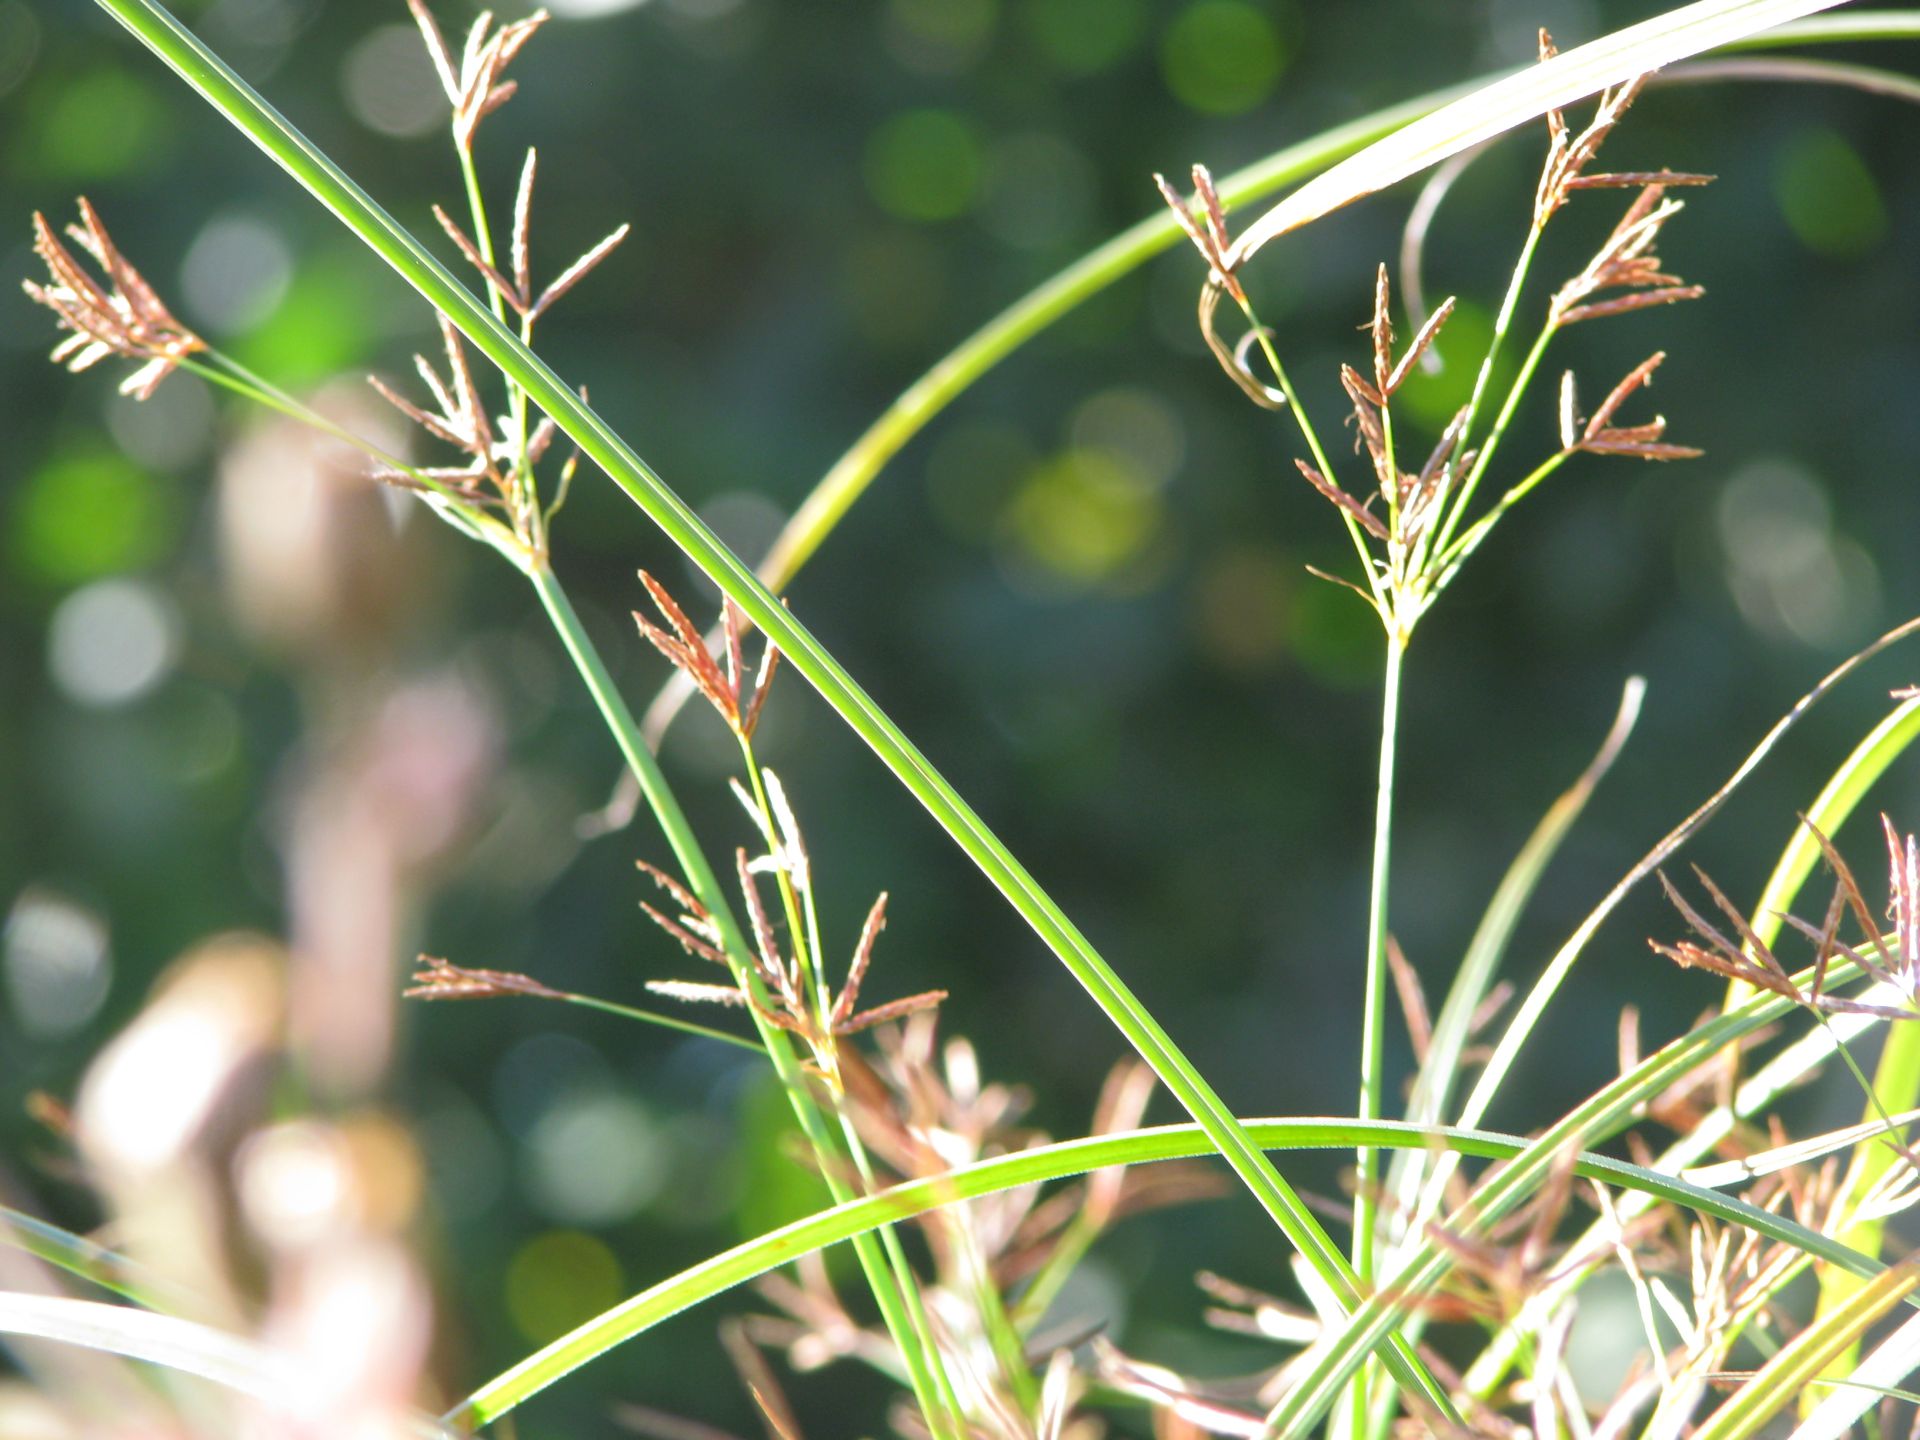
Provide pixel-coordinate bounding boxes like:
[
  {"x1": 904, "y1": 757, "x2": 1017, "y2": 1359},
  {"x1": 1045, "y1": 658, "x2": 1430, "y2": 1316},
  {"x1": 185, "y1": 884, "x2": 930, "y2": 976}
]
[{"x1": 11, "y1": 1, "x2": 1920, "y2": 1438}]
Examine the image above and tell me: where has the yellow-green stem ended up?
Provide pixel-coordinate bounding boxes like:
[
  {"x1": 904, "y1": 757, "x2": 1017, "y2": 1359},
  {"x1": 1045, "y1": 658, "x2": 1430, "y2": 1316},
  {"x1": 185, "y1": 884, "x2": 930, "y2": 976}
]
[
  {"x1": 529, "y1": 563, "x2": 965, "y2": 1440},
  {"x1": 1350, "y1": 626, "x2": 1407, "y2": 1440}
]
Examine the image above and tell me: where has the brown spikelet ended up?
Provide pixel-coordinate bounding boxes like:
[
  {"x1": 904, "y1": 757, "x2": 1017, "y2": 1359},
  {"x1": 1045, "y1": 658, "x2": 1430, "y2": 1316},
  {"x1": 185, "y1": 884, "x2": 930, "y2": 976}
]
[
  {"x1": 828, "y1": 893, "x2": 888, "y2": 1034},
  {"x1": 1155, "y1": 165, "x2": 1243, "y2": 303},
  {"x1": 433, "y1": 204, "x2": 528, "y2": 317},
  {"x1": 1296, "y1": 459, "x2": 1388, "y2": 541},
  {"x1": 405, "y1": 955, "x2": 565, "y2": 1001},
  {"x1": 1551, "y1": 181, "x2": 1707, "y2": 330},
  {"x1": 1369, "y1": 262, "x2": 1394, "y2": 399},
  {"x1": 23, "y1": 200, "x2": 205, "y2": 400},
  {"x1": 530, "y1": 223, "x2": 631, "y2": 322},
  {"x1": 634, "y1": 572, "x2": 781, "y2": 739},
  {"x1": 1386, "y1": 295, "x2": 1455, "y2": 397},
  {"x1": 409, "y1": 0, "x2": 550, "y2": 148},
  {"x1": 1566, "y1": 352, "x2": 1702, "y2": 462}
]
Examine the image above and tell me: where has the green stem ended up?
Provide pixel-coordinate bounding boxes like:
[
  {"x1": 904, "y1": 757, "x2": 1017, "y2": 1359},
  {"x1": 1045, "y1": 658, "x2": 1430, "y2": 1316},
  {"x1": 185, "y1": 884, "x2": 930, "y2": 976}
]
[
  {"x1": 1354, "y1": 630, "x2": 1407, "y2": 1286},
  {"x1": 1349, "y1": 627, "x2": 1406, "y2": 1440},
  {"x1": 528, "y1": 564, "x2": 964, "y2": 1440},
  {"x1": 830, "y1": 1104, "x2": 972, "y2": 1425},
  {"x1": 1429, "y1": 448, "x2": 1570, "y2": 598},
  {"x1": 1428, "y1": 226, "x2": 1549, "y2": 563},
  {"x1": 538, "y1": 991, "x2": 761, "y2": 1051}
]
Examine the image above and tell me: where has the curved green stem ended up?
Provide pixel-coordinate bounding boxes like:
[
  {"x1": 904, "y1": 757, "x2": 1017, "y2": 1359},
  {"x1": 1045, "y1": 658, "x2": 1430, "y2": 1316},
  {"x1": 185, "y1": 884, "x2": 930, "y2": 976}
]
[{"x1": 446, "y1": 1105, "x2": 1893, "y2": 1429}]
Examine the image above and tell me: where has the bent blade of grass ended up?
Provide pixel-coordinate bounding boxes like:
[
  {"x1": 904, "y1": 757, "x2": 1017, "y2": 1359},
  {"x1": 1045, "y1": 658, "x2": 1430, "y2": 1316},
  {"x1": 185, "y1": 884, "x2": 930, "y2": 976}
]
[
  {"x1": 1735, "y1": 9, "x2": 1920, "y2": 41},
  {"x1": 1694, "y1": 1265, "x2": 1920, "y2": 1440},
  {"x1": 1226, "y1": 0, "x2": 1849, "y2": 266},
  {"x1": 1673, "y1": 53, "x2": 1920, "y2": 104},
  {"x1": 446, "y1": 1113, "x2": 1890, "y2": 1428},
  {"x1": 90, "y1": 0, "x2": 1462, "y2": 1414}
]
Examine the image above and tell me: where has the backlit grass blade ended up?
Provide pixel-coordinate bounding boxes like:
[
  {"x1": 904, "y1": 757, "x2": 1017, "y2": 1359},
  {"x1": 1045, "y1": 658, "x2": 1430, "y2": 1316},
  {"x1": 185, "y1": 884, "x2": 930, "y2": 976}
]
[
  {"x1": 447, "y1": 1111, "x2": 1890, "y2": 1428},
  {"x1": 0, "y1": 1292, "x2": 459, "y2": 1437},
  {"x1": 0, "y1": 1205, "x2": 165, "y2": 1310},
  {"x1": 88, "y1": 0, "x2": 1457, "y2": 1413},
  {"x1": 0, "y1": 1292, "x2": 295, "y2": 1404},
  {"x1": 1225, "y1": 0, "x2": 1849, "y2": 266},
  {"x1": 1693, "y1": 1265, "x2": 1920, "y2": 1440},
  {"x1": 1791, "y1": 1308, "x2": 1920, "y2": 1440}
]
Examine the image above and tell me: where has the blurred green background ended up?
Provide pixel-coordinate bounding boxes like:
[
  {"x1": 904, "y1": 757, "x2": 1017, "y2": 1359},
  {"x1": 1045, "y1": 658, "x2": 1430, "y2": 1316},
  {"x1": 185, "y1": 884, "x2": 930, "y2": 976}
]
[{"x1": 2, "y1": 0, "x2": 1918, "y2": 1432}]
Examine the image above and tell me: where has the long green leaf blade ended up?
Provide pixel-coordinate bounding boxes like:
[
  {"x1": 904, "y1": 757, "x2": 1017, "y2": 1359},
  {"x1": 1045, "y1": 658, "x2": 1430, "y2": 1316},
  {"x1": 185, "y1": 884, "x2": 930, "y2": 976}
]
[{"x1": 448, "y1": 1112, "x2": 1889, "y2": 1427}]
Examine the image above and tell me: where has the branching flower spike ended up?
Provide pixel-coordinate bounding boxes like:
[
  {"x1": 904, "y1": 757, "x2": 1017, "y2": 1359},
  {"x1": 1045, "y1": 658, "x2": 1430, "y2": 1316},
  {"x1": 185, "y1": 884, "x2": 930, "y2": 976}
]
[
  {"x1": 408, "y1": 0, "x2": 549, "y2": 150},
  {"x1": 23, "y1": 199, "x2": 205, "y2": 400},
  {"x1": 1650, "y1": 825, "x2": 1918, "y2": 1021},
  {"x1": 405, "y1": 956, "x2": 566, "y2": 1002},
  {"x1": 1550, "y1": 182, "x2": 1709, "y2": 330},
  {"x1": 433, "y1": 149, "x2": 631, "y2": 324},
  {"x1": 1558, "y1": 353, "x2": 1701, "y2": 462},
  {"x1": 633, "y1": 571, "x2": 781, "y2": 741}
]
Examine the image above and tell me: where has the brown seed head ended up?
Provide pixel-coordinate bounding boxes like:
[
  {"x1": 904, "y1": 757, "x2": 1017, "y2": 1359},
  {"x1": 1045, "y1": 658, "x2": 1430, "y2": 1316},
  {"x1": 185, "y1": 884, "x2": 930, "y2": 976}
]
[{"x1": 24, "y1": 199, "x2": 205, "y2": 400}]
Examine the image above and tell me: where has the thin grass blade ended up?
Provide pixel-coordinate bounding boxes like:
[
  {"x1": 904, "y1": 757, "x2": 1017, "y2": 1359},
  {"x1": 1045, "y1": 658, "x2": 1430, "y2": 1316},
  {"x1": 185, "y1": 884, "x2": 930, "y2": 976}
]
[
  {"x1": 1693, "y1": 1265, "x2": 1920, "y2": 1440},
  {"x1": 0, "y1": 1292, "x2": 296, "y2": 1402},
  {"x1": 1225, "y1": 0, "x2": 1850, "y2": 267},
  {"x1": 447, "y1": 1110, "x2": 1891, "y2": 1427},
  {"x1": 1790, "y1": 1308, "x2": 1920, "y2": 1440},
  {"x1": 0, "y1": 1206, "x2": 166, "y2": 1310}
]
